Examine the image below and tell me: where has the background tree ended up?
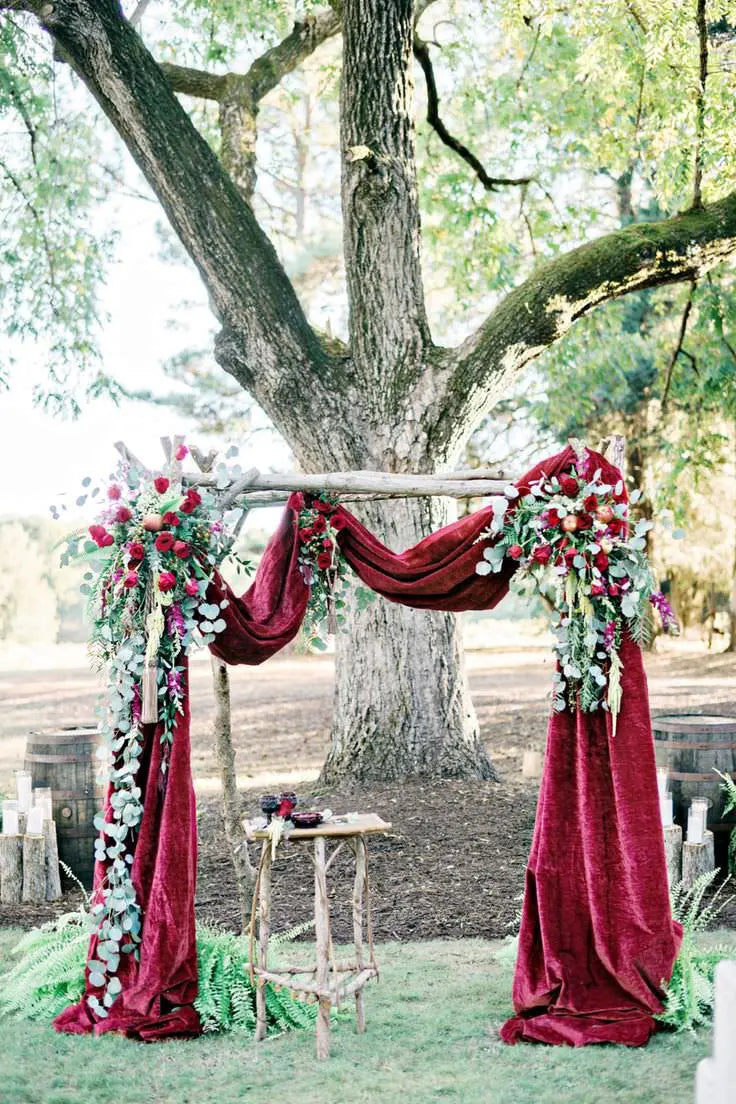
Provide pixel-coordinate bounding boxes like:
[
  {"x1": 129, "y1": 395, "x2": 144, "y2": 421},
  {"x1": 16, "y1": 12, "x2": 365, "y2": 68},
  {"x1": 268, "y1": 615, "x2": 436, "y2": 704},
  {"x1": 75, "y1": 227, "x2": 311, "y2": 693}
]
[{"x1": 1, "y1": 0, "x2": 736, "y2": 782}]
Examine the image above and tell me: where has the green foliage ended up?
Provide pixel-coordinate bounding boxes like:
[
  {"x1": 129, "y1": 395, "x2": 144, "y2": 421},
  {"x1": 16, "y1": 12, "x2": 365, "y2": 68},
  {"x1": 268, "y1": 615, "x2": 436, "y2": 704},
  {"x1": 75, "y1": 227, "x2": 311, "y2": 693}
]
[
  {"x1": 657, "y1": 870, "x2": 735, "y2": 1032},
  {"x1": 715, "y1": 768, "x2": 736, "y2": 876},
  {"x1": 0, "y1": 914, "x2": 316, "y2": 1037}
]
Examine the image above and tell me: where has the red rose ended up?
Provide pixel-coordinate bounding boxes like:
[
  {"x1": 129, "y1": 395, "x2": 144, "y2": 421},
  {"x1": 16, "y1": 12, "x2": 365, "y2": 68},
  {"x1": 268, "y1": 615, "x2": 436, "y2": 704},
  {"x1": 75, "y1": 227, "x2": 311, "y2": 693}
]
[
  {"x1": 185, "y1": 488, "x2": 202, "y2": 507},
  {"x1": 123, "y1": 571, "x2": 139, "y2": 589},
  {"x1": 330, "y1": 514, "x2": 347, "y2": 531},
  {"x1": 564, "y1": 547, "x2": 578, "y2": 565},
  {"x1": 185, "y1": 578, "x2": 199, "y2": 596},
  {"x1": 559, "y1": 475, "x2": 579, "y2": 497},
  {"x1": 173, "y1": 540, "x2": 191, "y2": 559},
  {"x1": 315, "y1": 499, "x2": 333, "y2": 514},
  {"x1": 316, "y1": 551, "x2": 332, "y2": 569},
  {"x1": 89, "y1": 524, "x2": 106, "y2": 542},
  {"x1": 155, "y1": 532, "x2": 175, "y2": 552},
  {"x1": 114, "y1": 506, "x2": 132, "y2": 523},
  {"x1": 583, "y1": 494, "x2": 598, "y2": 512},
  {"x1": 162, "y1": 512, "x2": 180, "y2": 527},
  {"x1": 128, "y1": 542, "x2": 145, "y2": 561},
  {"x1": 577, "y1": 513, "x2": 593, "y2": 531},
  {"x1": 99, "y1": 533, "x2": 114, "y2": 547},
  {"x1": 608, "y1": 583, "x2": 620, "y2": 597},
  {"x1": 607, "y1": 518, "x2": 624, "y2": 536},
  {"x1": 158, "y1": 571, "x2": 176, "y2": 592},
  {"x1": 180, "y1": 499, "x2": 195, "y2": 515},
  {"x1": 107, "y1": 486, "x2": 122, "y2": 501},
  {"x1": 532, "y1": 545, "x2": 552, "y2": 564},
  {"x1": 543, "y1": 509, "x2": 561, "y2": 528},
  {"x1": 154, "y1": 477, "x2": 170, "y2": 494},
  {"x1": 312, "y1": 514, "x2": 327, "y2": 533},
  {"x1": 298, "y1": 527, "x2": 314, "y2": 542},
  {"x1": 322, "y1": 539, "x2": 333, "y2": 551},
  {"x1": 591, "y1": 582, "x2": 606, "y2": 596},
  {"x1": 507, "y1": 544, "x2": 523, "y2": 560},
  {"x1": 594, "y1": 551, "x2": 609, "y2": 571},
  {"x1": 175, "y1": 444, "x2": 188, "y2": 461}
]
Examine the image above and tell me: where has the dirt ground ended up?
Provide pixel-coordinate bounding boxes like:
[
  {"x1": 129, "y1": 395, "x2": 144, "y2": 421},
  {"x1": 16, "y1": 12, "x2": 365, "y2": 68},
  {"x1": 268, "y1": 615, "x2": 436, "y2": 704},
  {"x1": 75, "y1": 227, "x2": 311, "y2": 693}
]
[{"x1": 1, "y1": 642, "x2": 734, "y2": 939}]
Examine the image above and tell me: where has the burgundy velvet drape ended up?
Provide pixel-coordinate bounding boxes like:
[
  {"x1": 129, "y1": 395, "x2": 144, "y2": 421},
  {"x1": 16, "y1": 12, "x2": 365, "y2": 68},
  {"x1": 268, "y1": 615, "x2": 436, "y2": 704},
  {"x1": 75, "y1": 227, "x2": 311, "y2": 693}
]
[{"x1": 55, "y1": 445, "x2": 679, "y2": 1046}]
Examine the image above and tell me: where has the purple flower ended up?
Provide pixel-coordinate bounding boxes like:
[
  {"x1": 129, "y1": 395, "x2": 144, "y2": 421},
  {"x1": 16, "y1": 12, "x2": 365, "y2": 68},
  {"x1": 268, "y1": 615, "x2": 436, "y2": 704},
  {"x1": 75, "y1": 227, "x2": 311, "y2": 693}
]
[
  {"x1": 650, "y1": 591, "x2": 678, "y2": 633},
  {"x1": 131, "y1": 687, "x2": 141, "y2": 724},
  {"x1": 167, "y1": 667, "x2": 184, "y2": 697},
  {"x1": 166, "y1": 603, "x2": 186, "y2": 637},
  {"x1": 602, "y1": 621, "x2": 616, "y2": 652}
]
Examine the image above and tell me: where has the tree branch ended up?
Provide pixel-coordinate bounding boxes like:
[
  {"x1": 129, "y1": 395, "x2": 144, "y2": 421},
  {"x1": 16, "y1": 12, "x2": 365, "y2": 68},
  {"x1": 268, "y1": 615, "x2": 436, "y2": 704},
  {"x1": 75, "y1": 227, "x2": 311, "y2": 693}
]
[
  {"x1": 662, "y1": 280, "x2": 696, "y2": 410},
  {"x1": 413, "y1": 36, "x2": 532, "y2": 191},
  {"x1": 428, "y1": 189, "x2": 736, "y2": 457},
  {"x1": 157, "y1": 63, "x2": 227, "y2": 101},
  {"x1": 692, "y1": 0, "x2": 708, "y2": 210}
]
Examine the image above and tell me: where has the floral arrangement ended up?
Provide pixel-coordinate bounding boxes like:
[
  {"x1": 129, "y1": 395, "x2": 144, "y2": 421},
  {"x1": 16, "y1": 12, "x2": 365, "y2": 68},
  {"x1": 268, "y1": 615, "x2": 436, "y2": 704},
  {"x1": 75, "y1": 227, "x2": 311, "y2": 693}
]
[
  {"x1": 58, "y1": 445, "x2": 247, "y2": 1019},
  {"x1": 476, "y1": 450, "x2": 679, "y2": 729}
]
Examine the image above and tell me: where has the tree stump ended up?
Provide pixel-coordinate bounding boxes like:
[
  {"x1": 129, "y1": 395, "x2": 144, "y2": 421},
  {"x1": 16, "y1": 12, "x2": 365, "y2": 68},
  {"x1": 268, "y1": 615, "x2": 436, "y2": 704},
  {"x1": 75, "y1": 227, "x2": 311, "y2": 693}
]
[
  {"x1": 682, "y1": 829, "x2": 715, "y2": 889},
  {"x1": 664, "y1": 823, "x2": 683, "y2": 887},
  {"x1": 43, "y1": 818, "x2": 62, "y2": 901},
  {"x1": 0, "y1": 835, "x2": 23, "y2": 904},
  {"x1": 22, "y1": 834, "x2": 46, "y2": 903},
  {"x1": 522, "y1": 750, "x2": 542, "y2": 779}
]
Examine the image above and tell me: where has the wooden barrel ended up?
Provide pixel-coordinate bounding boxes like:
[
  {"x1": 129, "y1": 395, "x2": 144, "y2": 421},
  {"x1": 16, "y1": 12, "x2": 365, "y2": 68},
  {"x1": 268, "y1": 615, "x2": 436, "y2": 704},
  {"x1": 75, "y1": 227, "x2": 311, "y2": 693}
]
[
  {"x1": 653, "y1": 714, "x2": 736, "y2": 832},
  {"x1": 24, "y1": 726, "x2": 103, "y2": 888}
]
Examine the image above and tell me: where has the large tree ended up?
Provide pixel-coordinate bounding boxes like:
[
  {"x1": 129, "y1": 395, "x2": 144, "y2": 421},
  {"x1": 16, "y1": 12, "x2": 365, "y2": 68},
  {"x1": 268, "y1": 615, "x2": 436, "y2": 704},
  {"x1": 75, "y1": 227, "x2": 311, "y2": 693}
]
[{"x1": 2, "y1": 0, "x2": 736, "y2": 782}]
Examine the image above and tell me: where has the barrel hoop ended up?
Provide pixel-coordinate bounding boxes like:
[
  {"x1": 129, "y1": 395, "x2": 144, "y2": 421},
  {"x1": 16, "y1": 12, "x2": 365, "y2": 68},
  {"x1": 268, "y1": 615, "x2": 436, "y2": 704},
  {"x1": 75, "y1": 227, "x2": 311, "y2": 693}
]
[
  {"x1": 50, "y1": 790, "x2": 101, "y2": 800},
  {"x1": 25, "y1": 753, "x2": 90, "y2": 764},
  {"x1": 654, "y1": 739, "x2": 736, "y2": 750},
  {"x1": 653, "y1": 719, "x2": 736, "y2": 735},
  {"x1": 27, "y1": 733, "x2": 99, "y2": 746},
  {"x1": 56, "y1": 827, "x2": 99, "y2": 839},
  {"x1": 666, "y1": 770, "x2": 736, "y2": 781}
]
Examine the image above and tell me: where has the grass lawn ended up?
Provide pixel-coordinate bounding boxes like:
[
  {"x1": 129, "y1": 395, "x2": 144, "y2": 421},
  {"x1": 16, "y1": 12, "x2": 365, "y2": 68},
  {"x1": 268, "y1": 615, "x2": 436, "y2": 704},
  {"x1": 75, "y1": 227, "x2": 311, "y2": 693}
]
[{"x1": 0, "y1": 928, "x2": 717, "y2": 1104}]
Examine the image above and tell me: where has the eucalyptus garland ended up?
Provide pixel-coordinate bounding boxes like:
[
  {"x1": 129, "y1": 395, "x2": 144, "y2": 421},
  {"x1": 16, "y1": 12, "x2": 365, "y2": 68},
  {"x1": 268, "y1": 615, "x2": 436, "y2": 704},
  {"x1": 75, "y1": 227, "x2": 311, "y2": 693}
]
[
  {"x1": 59, "y1": 446, "x2": 252, "y2": 1018},
  {"x1": 476, "y1": 450, "x2": 679, "y2": 729}
]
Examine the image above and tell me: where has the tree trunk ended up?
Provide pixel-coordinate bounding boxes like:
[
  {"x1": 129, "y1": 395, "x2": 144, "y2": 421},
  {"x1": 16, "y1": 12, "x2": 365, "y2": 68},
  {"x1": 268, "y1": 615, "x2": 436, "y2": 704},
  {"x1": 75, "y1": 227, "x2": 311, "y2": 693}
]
[{"x1": 322, "y1": 493, "x2": 495, "y2": 784}]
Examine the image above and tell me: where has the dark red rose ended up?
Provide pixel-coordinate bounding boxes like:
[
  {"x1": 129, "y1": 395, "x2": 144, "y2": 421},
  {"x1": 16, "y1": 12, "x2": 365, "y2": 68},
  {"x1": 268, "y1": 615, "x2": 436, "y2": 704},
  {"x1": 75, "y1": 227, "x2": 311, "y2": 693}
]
[
  {"x1": 185, "y1": 488, "x2": 202, "y2": 507},
  {"x1": 559, "y1": 475, "x2": 579, "y2": 497},
  {"x1": 179, "y1": 499, "x2": 195, "y2": 515},
  {"x1": 607, "y1": 518, "x2": 625, "y2": 536},
  {"x1": 107, "y1": 485, "x2": 122, "y2": 501},
  {"x1": 577, "y1": 513, "x2": 593, "y2": 531},
  {"x1": 543, "y1": 509, "x2": 562, "y2": 528},
  {"x1": 330, "y1": 514, "x2": 347, "y2": 531},
  {"x1": 114, "y1": 506, "x2": 132, "y2": 523},
  {"x1": 123, "y1": 570, "x2": 139, "y2": 588},
  {"x1": 173, "y1": 540, "x2": 191, "y2": 559},
  {"x1": 532, "y1": 545, "x2": 552, "y2": 564},
  {"x1": 316, "y1": 551, "x2": 332, "y2": 569},
  {"x1": 158, "y1": 571, "x2": 176, "y2": 592},
  {"x1": 155, "y1": 532, "x2": 175, "y2": 552},
  {"x1": 583, "y1": 494, "x2": 598, "y2": 512},
  {"x1": 128, "y1": 542, "x2": 145, "y2": 561},
  {"x1": 162, "y1": 511, "x2": 180, "y2": 527},
  {"x1": 507, "y1": 544, "x2": 523, "y2": 560},
  {"x1": 312, "y1": 514, "x2": 327, "y2": 533},
  {"x1": 315, "y1": 499, "x2": 334, "y2": 515},
  {"x1": 594, "y1": 551, "x2": 609, "y2": 571},
  {"x1": 298, "y1": 527, "x2": 314, "y2": 542},
  {"x1": 154, "y1": 476, "x2": 170, "y2": 494}
]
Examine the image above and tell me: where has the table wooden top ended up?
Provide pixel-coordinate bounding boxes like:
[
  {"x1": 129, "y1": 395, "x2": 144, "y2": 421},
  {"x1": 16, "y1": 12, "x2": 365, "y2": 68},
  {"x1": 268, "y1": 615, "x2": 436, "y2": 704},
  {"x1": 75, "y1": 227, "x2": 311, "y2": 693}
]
[{"x1": 251, "y1": 813, "x2": 392, "y2": 841}]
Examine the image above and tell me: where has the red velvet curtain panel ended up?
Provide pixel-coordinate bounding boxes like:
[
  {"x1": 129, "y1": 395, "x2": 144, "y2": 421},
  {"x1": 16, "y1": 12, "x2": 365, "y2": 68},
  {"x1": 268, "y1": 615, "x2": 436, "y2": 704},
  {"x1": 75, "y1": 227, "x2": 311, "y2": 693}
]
[{"x1": 54, "y1": 445, "x2": 679, "y2": 1045}]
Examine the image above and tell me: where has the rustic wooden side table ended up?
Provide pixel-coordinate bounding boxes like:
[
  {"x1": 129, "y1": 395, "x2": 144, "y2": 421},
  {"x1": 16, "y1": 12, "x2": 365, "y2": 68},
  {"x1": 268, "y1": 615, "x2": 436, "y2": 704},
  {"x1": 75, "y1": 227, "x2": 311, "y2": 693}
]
[{"x1": 249, "y1": 813, "x2": 391, "y2": 1058}]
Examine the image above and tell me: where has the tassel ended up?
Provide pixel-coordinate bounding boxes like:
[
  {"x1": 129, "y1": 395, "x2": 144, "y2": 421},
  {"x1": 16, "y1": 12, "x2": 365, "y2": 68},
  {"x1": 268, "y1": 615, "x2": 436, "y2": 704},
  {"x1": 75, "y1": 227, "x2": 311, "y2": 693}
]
[
  {"x1": 141, "y1": 660, "x2": 159, "y2": 724},
  {"x1": 326, "y1": 571, "x2": 338, "y2": 635}
]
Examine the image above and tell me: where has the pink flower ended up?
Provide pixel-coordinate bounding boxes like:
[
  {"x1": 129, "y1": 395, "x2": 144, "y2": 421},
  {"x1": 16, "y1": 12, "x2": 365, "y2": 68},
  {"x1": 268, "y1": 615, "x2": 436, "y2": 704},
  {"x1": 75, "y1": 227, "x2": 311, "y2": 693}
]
[
  {"x1": 155, "y1": 532, "x2": 175, "y2": 552},
  {"x1": 175, "y1": 444, "x2": 188, "y2": 461},
  {"x1": 123, "y1": 571, "x2": 139, "y2": 589},
  {"x1": 185, "y1": 578, "x2": 199, "y2": 596},
  {"x1": 507, "y1": 544, "x2": 523, "y2": 560},
  {"x1": 114, "y1": 506, "x2": 132, "y2": 523},
  {"x1": 154, "y1": 476, "x2": 170, "y2": 494},
  {"x1": 173, "y1": 540, "x2": 191, "y2": 559},
  {"x1": 608, "y1": 583, "x2": 620, "y2": 597},
  {"x1": 158, "y1": 571, "x2": 176, "y2": 592},
  {"x1": 107, "y1": 485, "x2": 122, "y2": 501},
  {"x1": 590, "y1": 582, "x2": 606, "y2": 596}
]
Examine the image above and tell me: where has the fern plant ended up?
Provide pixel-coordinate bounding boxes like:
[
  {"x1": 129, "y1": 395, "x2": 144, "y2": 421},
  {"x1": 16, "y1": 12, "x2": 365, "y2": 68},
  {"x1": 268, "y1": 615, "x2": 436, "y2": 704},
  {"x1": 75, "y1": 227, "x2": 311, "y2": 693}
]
[
  {"x1": 1, "y1": 916, "x2": 317, "y2": 1036},
  {"x1": 656, "y1": 870, "x2": 735, "y2": 1033},
  {"x1": 715, "y1": 768, "x2": 736, "y2": 877}
]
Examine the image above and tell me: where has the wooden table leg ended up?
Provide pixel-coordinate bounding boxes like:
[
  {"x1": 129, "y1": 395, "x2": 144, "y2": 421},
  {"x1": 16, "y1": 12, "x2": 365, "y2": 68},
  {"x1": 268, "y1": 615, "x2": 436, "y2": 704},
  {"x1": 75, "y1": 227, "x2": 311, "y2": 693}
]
[
  {"x1": 352, "y1": 836, "x2": 367, "y2": 1033},
  {"x1": 255, "y1": 841, "x2": 271, "y2": 1042},
  {"x1": 314, "y1": 835, "x2": 331, "y2": 1059}
]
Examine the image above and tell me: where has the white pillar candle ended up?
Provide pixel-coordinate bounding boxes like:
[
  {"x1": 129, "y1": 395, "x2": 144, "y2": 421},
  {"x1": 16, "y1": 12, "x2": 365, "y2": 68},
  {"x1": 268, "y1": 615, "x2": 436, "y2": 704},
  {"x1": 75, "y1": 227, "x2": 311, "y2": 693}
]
[
  {"x1": 657, "y1": 768, "x2": 669, "y2": 798},
  {"x1": 33, "y1": 788, "x2": 53, "y2": 822},
  {"x1": 2, "y1": 799, "x2": 19, "y2": 836},
  {"x1": 15, "y1": 770, "x2": 33, "y2": 813},
  {"x1": 660, "y1": 793, "x2": 673, "y2": 828},
  {"x1": 688, "y1": 799, "x2": 708, "y2": 844},
  {"x1": 25, "y1": 805, "x2": 44, "y2": 835}
]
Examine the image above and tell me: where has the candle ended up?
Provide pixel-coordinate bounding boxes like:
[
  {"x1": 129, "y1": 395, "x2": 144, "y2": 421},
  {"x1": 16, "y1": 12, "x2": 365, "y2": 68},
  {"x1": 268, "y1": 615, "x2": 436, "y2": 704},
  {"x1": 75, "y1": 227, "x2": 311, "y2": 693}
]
[
  {"x1": 15, "y1": 770, "x2": 33, "y2": 813},
  {"x1": 26, "y1": 805, "x2": 44, "y2": 835},
  {"x1": 2, "y1": 799, "x2": 19, "y2": 836},
  {"x1": 660, "y1": 793, "x2": 673, "y2": 828},
  {"x1": 33, "y1": 788, "x2": 53, "y2": 822},
  {"x1": 657, "y1": 768, "x2": 669, "y2": 798},
  {"x1": 688, "y1": 799, "x2": 708, "y2": 844}
]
